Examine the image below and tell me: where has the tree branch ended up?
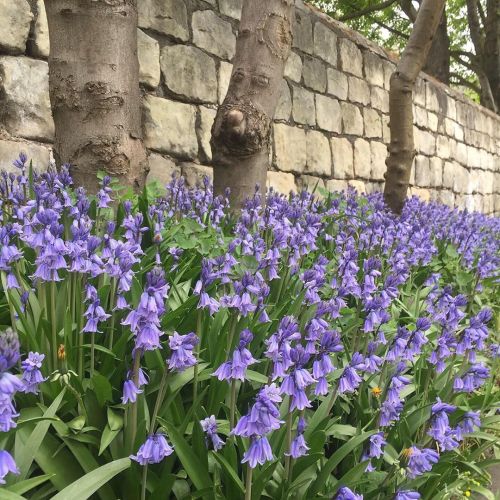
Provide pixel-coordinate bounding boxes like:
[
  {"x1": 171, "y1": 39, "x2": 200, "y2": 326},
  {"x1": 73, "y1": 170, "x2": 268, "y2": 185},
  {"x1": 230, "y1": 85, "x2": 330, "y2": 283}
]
[
  {"x1": 371, "y1": 17, "x2": 410, "y2": 40},
  {"x1": 399, "y1": 0, "x2": 418, "y2": 22},
  {"x1": 466, "y1": 0, "x2": 486, "y2": 56},
  {"x1": 340, "y1": 0, "x2": 399, "y2": 21},
  {"x1": 450, "y1": 73, "x2": 481, "y2": 93}
]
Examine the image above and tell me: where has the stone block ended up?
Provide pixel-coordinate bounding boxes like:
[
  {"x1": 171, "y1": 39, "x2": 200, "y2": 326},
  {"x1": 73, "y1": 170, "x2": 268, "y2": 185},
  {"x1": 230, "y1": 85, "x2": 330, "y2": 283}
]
[
  {"x1": 456, "y1": 142, "x2": 468, "y2": 165},
  {"x1": 436, "y1": 136, "x2": 450, "y2": 159},
  {"x1": 273, "y1": 124, "x2": 306, "y2": 174},
  {"x1": 138, "y1": 0, "x2": 189, "y2": 41},
  {"x1": 348, "y1": 77, "x2": 370, "y2": 105},
  {"x1": 414, "y1": 78, "x2": 426, "y2": 107},
  {"x1": 161, "y1": 45, "x2": 217, "y2": 103},
  {"x1": 315, "y1": 94, "x2": 341, "y2": 133},
  {"x1": 306, "y1": 130, "x2": 331, "y2": 177},
  {"x1": 339, "y1": 38, "x2": 363, "y2": 77},
  {"x1": 428, "y1": 157, "x2": 443, "y2": 188},
  {"x1": 292, "y1": 86, "x2": 315, "y2": 126},
  {"x1": 313, "y1": 22, "x2": 337, "y2": 67},
  {"x1": 330, "y1": 137, "x2": 353, "y2": 179},
  {"x1": 180, "y1": 163, "x2": 213, "y2": 188},
  {"x1": 425, "y1": 83, "x2": 441, "y2": 113},
  {"x1": 0, "y1": 138, "x2": 50, "y2": 173},
  {"x1": 341, "y1": 102, "x2": 363, "y2": 136},
  {"x1": 284, "y1": 52, "x2": 303, "y2": 83},
  {"x1": 218, "y1": 61, "x2": 233, "y2": 104},
  {"x1": 275, "y1": 80, "x2": 292, "y2": 121},
  {"x1": 293, "y1": 11, "x2": 314, "y2": 54},
  {"x1": 411, "y1": 187, "x2": 431, "y2": 202},
  {"x1": 414, "y1": 107, "x2": 428, "y2": 128},
  {"x1": 219, "y1": 0, "x2": 243, "y2": 20},
  {"x1": 0, "y1": 0, "x2": 32, "y2": 54},
  {"x1": 353, "y1": 138, "x2": 371, "y2": 178},
  {"x1": 326, "y1": 179, "x2": 348, "y2": 193},
  {"x1": 437, "y1": 189, "x2": 455, "y2": 207},
  {"x1": 138, "y1": 30, "x2": 160, "y2": 89},
  {"x1": 382, "y1": 116, "x2": 390, "y2": 142},
  {"x1": 427, "y1": 112, "x2": 438, "y2": 133},
  {"x1": 0, "y1": 57, "x2": 54, "y2": 141},
  {"x1": 31, "y1": 0, "x2": 49, "y2": 58},
  {"x1": 414, "y1": 156, "x2": 430, "y2": 187},
  {"x1": 297, "y1": 174, "x2": 325, "y2": 194},
  {"x1": 147, "y1": 153, "x2": 180, "y2": 186},
  {"x1": 370, "y1": 141, "x2": 386, "y2": 181},
  {"x1": 327, "y1": 68, "x2": 348, "y2": 100},
  {"x1": 143, "y1": 95, "x2": 198, "y2": 159},
  {"x1": 364, "y1": 108, "x2": 382, "y2": 139},
  {"x1": 348, "y1": 179, "x2": 366, "y2": 194},
  {"x1": 382, "y1": 59, "x2": 396, "y2": 90},
  {"x1": 371, "y1": 86, "x2": 389, "y2": 113},
  {"x1": 192, "y1": 10, "x2": 236, "y2": 60},
  {"x1": 267, "y1": 171, "x2": 296, "y2": 195},
  {"x1": 364, "y1": 51, "x2": 385, "y2": 88},
  {"x1": 416, "y1": 129, "x2": 436, "y2": 155},
  {"x1": 447, "y1": 97, "x2": 457, "y2": 121},
  {"x1": 303, "y1": 57, "x2": 327, "y2": 93},
  {"x1": 198, "y1": 106, "x2": 216, "y2": 162}
]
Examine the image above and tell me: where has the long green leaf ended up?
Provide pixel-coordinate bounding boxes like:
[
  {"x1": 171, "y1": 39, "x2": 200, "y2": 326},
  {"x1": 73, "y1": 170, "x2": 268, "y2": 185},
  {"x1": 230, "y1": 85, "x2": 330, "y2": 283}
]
[
  {"x1": 6, "y1": 474, "x2": 54, "y2": 495},
  {"x1": 51, "y1": 458, "x2": 131, "y2": 500},
  {"x1": 211, "y1": 451, "x2": 245, "y2": 495}
]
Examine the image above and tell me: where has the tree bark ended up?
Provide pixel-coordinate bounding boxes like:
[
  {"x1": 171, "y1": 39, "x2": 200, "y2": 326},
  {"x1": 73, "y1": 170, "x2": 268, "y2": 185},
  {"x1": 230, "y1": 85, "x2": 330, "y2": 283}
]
[
  {"x1": 211, "y1": 0, "x2": 295, "y2": 208},
  {"x1": 45, "y1": 0, "x2": 148, "y2": 193},
  {"x1": 424, "y1": 11, "x2": 450, "y2": 84},
  {"x1": 383, "y1": 0, "x2": 446, "y2": 214},
  {"x1": 484, "y1": 0, "x2": 500, "y2": 110}
]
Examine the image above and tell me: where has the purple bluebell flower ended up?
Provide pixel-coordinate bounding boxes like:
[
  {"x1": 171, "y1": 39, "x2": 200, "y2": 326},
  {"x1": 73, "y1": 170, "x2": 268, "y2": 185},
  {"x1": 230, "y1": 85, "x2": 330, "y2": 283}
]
[
  {"x1": 394, "y1": 491, "x2": 421, "y2": 500},
  {"x1": 241, "y1": 436, "x2": 273, "y2": 468},
  {"x1": 338, "y1": 353, "x2": 364, "y2": 394},
  {"x1": 82, "y1": 285, "x2": 110, "y2": 333},
  {"x1": 405, "y1": 446, "x2": 439, "y2": 478},
  {"x1": 0, "y1": 450, "x2": 19, "y2": 484},
  {"x1": 456, "y1": 411, "x2": 481, "y2": 441},
  {"x1": 0, "y1": 328, "x2": 20, "y2": 372},
  {"x1": 167, "y1": 332, "x2": 199, "y2": 372},
  {"x1": 335, "y1": 486, "x2": 363, "y2": 499},
  {"x1": 20, "y1": 352, "x2": 46, "y2": 394},
  {"x1": 97, "y1": 176, "x2": 112, "y2": 208},
  {"x1": 428, "y1": 398, "x2": 458, "y2": 451},
  {"x1": 453, "y1": 364, "x2": 490, "y2": 393},
  {"x1": 213, "y1": 329, "x2": 257, "y2": 381},
  {"x1": 130, "y1": 433, "x2": 174, "y2": 465},
  {"x1": 200, "y1": 415, "x2": 224, "y2": 451},
  {"x1": 121, "y1": 379, "x2": 143, "y2": 404},
  {"x1": 286, "y1": 417, "x2": 309, "y2": 458}
]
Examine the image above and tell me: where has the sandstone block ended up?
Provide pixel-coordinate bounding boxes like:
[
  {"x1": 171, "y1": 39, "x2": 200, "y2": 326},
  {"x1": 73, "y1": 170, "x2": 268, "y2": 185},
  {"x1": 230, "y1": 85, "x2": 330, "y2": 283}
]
[
  {"x1": 293, "y1": 11, "x2": 314, "y2": 54},
  {"x1": 353, "y1": 138, "x2": 371, "y2": 178},
  {"x1": 327, "y1": 68, "x2": 348, "y2": 100},
  {"x1": 192, "y1": 10, "x2": 236, "y2": 60},
  {"x1": 0, "y1": 0, "x2": 32, "y2": 54},
  {"x1": 267, "y1": 171, "x2": 296, "y2": 195},
  {"x1": 437, "y1": 189, "x2": 455, "y2": 207},
  {"x1": 198, "y1": 106, "x2": 216, "y2": 162},
  {"x1": 143, "y1": 95, "x2": 198, "y2": 159},
  {"x1": 285, "y1": 52, "x2": 303, "y2": 83},
  {"x1": 414, "y1": 156, "x2": 430, "y2": 187},
  {"x1": 218, "y1": 61, "x2": 233, "y2": 104},
  {"x1": 31, "y1": 0, "x2": 50, "y2": 58},
  {"x1": 428, "y1": 157, "x2": 443, "y2": 188},
  {"x1": 427, "y1": 112, "x2": 438, "y2": 133},
  {"x1": 326, "y1": 179, "x2": 348, "y2": 193},
  {"x1": 181, "y1": 163, "x2": 213, "y2": 188},
  {"x1": 339, "y1": 38, "x2": 363, "y2": 77},
  {"x1": 273, "y1": 124, "x2": 306, "y2": 174},
  {"x1": 292, "y1": 86, "x2": 315, "y2": 126},
  {"x1": 275, "y1": 81, "x2": 292, "y2": 121},
  {"x1": 0, "y1": 139, "x2": 50, "y2": 173},
  {"x1": 425, "y1": 84, "x2": 441, "y2": 114},
  {"x1": 414, "y1": 107, "x2": 428, "y2": 128},
  {"x1": 348, "y1": 77, "x2": 370, "y2": 105},
  {"x1": 371, "y1": 86, "x2": 389, "y2": 113},
  {"x1": 161, "y1": 45, "x2": 217, "y2": 103},
  {"x1": 436, "y1": 136, "x2": 450, "y2": 159},
  {"x1": 364, "y1": 108, "x2": 382, "y2": 139},
  {"x1": 416, "y1": 129, "x2": 436, "y2": 156},
  {"x1": 138, "y1": 0, "x2": 189, "y2": 41},
  {"x1": 138, "y1": 30, "x2": 160, "y2": 89},
  {"x1": 341, "y1": 102, "x2": 363, "y2": 136},
  {"x1": 370, "y1": 141, "x2": 387, "y2": 181},
  {"x1": 313, "y1": 22, "x2": 337, "y2": 67},
  {"x1": 297, "y1": 175, "x2": 325, "y2": 195},
  {"x1": 306, "y1": 130, "x2": 331, "y2": 177},
  {"x1": 411, "y1": 187, "x2": 431, "y2": 203},
  {"x1": 0, "y1": 57, "x2": 54, "y2": 141},
  {"x1": 348, "y1": 179, "x2": 366, "y2": 194},
  {"x1": 364, "y1": 51, "x2": 385, "y2": 88},
  {"x1": 331, "y1": 137, "x2": 353, "y2": 179},
  {"x1": 219, "y1": 0, "x2": 243, "y2": 20},
  {"x1": 315, "y1": 95, "x2": 341, "y2": 133},
  {"x1": 303, "y1": 57, "x2": 327, "y2": 93},
  {"x1": 147, "y1": 153, "x2": 180, "y2": 186},
  {"x1": 414, "y1": 79, "x2": 426, "y2": 107},
  {"x1": 382, "y1": 60, "x2": 396, "y2": 90}
]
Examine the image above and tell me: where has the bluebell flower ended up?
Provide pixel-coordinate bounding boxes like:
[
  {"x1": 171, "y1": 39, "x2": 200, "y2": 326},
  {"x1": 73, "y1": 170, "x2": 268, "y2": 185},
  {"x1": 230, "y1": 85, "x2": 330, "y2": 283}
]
[
  {"x1": 0, "y1": 450, "x2": 19, "y2": 484},
  {"x1": 335, "y1": 486, "x2": 363, "y2": 499},
  {"x1": 286, "y1": 417, "x2": 309, "y2": 458},
  {"x1": 200, "y1": 415, "x2": 224, "y2": 451},
  {"x1": 241, "y1": 436, "x2": 273, "y2": 468},
  {"x1": 130, "y1": 433, "x2": 174, "y2": 465},
  {"x1": 453, "y1": 364, "x2": 490, "y2": 393},
  {"x1": 20, "y1": 352, "x2": 46, "y2": 394},
  {"x1": 456, "y1": 411, "x2": 481, "y2": 441},
  {"x1": 338, "y1": 353, "x2": 364, "y2": 394},
  {"x1": 405, "y1": 446, "x2": 439, "y2": 478},
  {"x1": 0, "y1": 328, "x2": 20, "y2": 372},
  {"x1": 213, "y1": 329, "x2": 256, "y2": 381},
  {"x1": 394, "y1": 491, "x2": 421, "y2": 500},
  {"x1": 121, "y1": 379, "x2": 143, "y2": 404},
  {"x1": 167, "y1": 332, "x2": 199, "y2": 372}
]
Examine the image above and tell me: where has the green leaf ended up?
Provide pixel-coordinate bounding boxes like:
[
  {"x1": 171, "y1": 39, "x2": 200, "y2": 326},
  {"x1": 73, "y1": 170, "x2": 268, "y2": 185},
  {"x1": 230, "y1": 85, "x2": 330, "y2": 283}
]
[
  {"x1": 91, "y1": 373, "x2": 113, "y2": 406},
  {"x1": 211, "y1": 451, "x2": 245, "y2": 495},
  {"x1": 107, "y1": 408, "x2": 124, "y2": 432},
  {"x1": 51, "y1": 458, "x2": 131, "y2": 500},
  {"x1": 6, "y1": 474, "x2": 54, "y2": 495},
  {"x1": 0, "y1": 490, "x2": 25, "y2": 500},
  {"x1": 98, "y1": 425, "x2": 120, "y2": 456},
  {"x1": 68, "y1": 416, "x2": 86, "y2": 432}
]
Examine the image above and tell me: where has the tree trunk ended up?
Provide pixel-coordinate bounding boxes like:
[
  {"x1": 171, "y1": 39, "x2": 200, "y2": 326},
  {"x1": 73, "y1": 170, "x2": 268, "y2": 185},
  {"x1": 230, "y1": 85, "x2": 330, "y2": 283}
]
[
  {"x1": 383, "y1": 0, "x2": 446, "y2": 214},
  {"x1": 211, "y1": 0, "x2": 295, "y2": 208},
  {"x1": 45, "y1": 0, "x2": 147, "y2": 193},
  {"x1": 423, "y1": 11, "x2": 450, "y2": 84},
  {"x1": 484, "y1": 0, "x2": 500, "y2": 110}
]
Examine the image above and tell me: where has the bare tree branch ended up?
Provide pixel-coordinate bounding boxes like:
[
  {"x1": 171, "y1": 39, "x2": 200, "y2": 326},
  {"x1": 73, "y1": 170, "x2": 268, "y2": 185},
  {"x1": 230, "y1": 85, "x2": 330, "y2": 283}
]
[
  {"x1": 340, "y1": 0, "x2": 398, "y2": 21},
  {"x1": 399, "y1": 0, "x2": 418, "y2": 22},
  {"x1": 466, "y1": 0, "x2": 486, "y2": 56}
]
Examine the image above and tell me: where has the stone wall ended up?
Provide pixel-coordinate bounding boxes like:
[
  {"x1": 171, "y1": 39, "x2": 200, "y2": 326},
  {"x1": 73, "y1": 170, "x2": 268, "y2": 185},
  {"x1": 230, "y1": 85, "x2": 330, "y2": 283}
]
[{"x1": 0, "y1": 0, "x2": 499, "y2": 214}]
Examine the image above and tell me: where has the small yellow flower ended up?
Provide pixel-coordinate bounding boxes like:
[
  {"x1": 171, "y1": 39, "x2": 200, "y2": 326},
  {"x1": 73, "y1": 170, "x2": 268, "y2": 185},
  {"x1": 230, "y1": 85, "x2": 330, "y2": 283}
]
[
  {"x1": 464, "y1": 491, "x2": 471, "y2": 497},
  {"x1": 372, "y1": 386, "x2": 382, "y2": 397},
  {"x1": 401, "y1": 448, "x2": 414, "y2": 459},
  {"x1": 57, "y1": 344, "x2": 66, "y2": 361}
]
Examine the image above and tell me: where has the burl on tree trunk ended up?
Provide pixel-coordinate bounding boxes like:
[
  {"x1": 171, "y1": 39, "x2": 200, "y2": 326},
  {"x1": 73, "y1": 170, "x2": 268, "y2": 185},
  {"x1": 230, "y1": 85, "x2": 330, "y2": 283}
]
[
  {"x1": 211, "y1": 0, "x2": 295, "y2": 208},
  {"x1": 383, "y1": 0, "x2": 446, "y2": 214},
  {"x1": 45, "y1": 0, "x2": 148, "y2": 193}
]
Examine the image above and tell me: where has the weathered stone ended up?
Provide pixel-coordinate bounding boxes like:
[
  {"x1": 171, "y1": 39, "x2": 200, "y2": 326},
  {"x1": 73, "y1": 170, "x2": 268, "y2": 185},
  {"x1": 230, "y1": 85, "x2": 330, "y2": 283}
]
[
  {"x1": 192, "y1": 10, "x2": 236, "y2": 60},
  {"x1": 339, "y1": 38, "x2": 363, "y2": 77},
  {"x1": 382, "y1": 116, "x2": 390, "y2": 142},
  {"x1": 382, "y1": 60, "x2": 396, "y2": 90},
  {"x1": 425, "y1": 83, "x2": 441, "y2": 114},
  {"x1": 364, "y1": 108, "x2": 382, "y2": 139},
  {"x1": 365, "y1": 182, "x2": 383, "y2": 194},
  {"x1": 292, "y1": 86, "x2": 315, "y2": 126},
  {"x1": 446, "y1": 96, "x2": 457, "y2": 121},
  {"x1": 353, "y1": 138, "x2": 371, "y2": 178},
  {"x1": 315, "y1": 95, "x2": 341, "y2": 133},
  {"x1": 267, "y1": 171, "x2": 296, "y2": 195},
  {"x1": 303, "y1": 57, "x2": 327, "y2": 93},
  {"x1": 161, "y1": 45, "x2": 217, "y2": 103},
  {"x1": 348, "y1": 179, "x2": 366, "y2": 194},
  {"x1": 364, "y1": 51, "x2": 384, "y2": 87},
  {"x1": 331, "y1": 137, "x2": 354, "y2": 179},
  {"x1": 181, "y1": 163, "x2": 213, "y2": 188},
  {"x1": 219, "y1": 0, "x2": 243, "y2": 20},
  {"x1": 437, "y1": 189, "x2": 455, "y2": 207},
  {"x1": 138, "y1": 30, "x2": 160, "y2": 89},
  {"x1": 0, "y1": 138, "x2": 50, "y2": 173},
  {"x1": 198, "y1": 106, "x2": 216, "y2": 162},
  {"x1": 414, "y1": 79, "x2": 426, "y2": 107},
  {"x1": 371, "y1": 86, "x2": 389, "y2": 113},
  {"x1": 275, "y1": 81, "x2": 292, "y2": 121},
  {"x1": 293, "y1": 11, "x2": 314, "y2": 54},
  {"x1": 273, "y1": 124, "x2": 306, "y2": 174},
  {"x1": 370, "y1": 141, "x2": 386, "y2": 181},
  {"x1": 416, "y1": 129, "x2": 436, "y2": 156},
  {"x1": 313, "y1": 22, "x2": 337, "y2": 66},
  {"x1": 306, "y1": 131, "x2": 331, "y2": 176},
  {"x1": 147, "y1": 153, "x2": 180, "y2": 185},
  {"x1": 428, "y1": 157, "x2": 443, "y2": 188},
  {"x1": 414, "y1": 156, "x2": 430, "y2": 187},
  {"x1": 326, "y1": 179, "x2": 348, "y2": 193},
  {"x1": 348, "y1": 77, "x2": 370, "y2": 105},
  {"x1": 285, "y1": 52, "x2": 303, "y2": 83},
  {"x1": 138, "y1": 0, "x2": 189, "y2": 41},
  {"x1": 297, "y1": 175, "x2": 325, "y2": 195},
  {"x1": 415, "y1": 107, "x2": 428, "y2": 128},
  {"x1": 327, "y1": 68, "x2": 348, "y2": 100},
  {"x1": 143, "y1": 95, "x2": 198, "y2": 159},
  {"x1": 411, "y1": 187, "x2": 431, "y2": 202},
  {"x1": 31, "y1": 0, "x2": 50, "y2": 58},
  {"x1": 0, "y1": 57, "x2": 54, "y2": 141},
  {"x1": 0, "y1": 0, "x2": 32, "y2": 54},
  {"x1": 442, "y1": 161, "x2": 467, "y2": 192},
  {"x1": 218, "y1": 61, "x2": 233, "y2": 104},
  {"x1": 427, "y1": 112, "x2": 438, "y2": 132},
  {"x1": 341, "y1": 102, "x2": 363, "y2": 136},
  {"x1": 436, "y1": 136, "x2": 450, "y2": 159}
]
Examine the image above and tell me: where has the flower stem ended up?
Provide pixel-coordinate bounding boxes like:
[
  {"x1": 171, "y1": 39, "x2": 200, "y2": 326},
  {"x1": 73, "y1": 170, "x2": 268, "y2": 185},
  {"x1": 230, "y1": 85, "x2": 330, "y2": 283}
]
[
  {"x1": 193, "y1": 310, "x2": 202, "y2": 409},
  {"x1": 326, "y1": 386, "x2": 338, "y2": 415},
  {"x1": 229, "y1": 379, "x2": 237, "y2": 430},
  {"x1": 108, "y1": 278, "x2": 117, "y2": 350},
  {"x1": 150, "y1": 368, "x2": 169, "y2": 433},
  {"x1": 140, "y1": 463, "x2": 148, "y2": 500},
  {"x1": 283, "y1": 400, "x2": 293, "y2": 481},
  {"x1": 244, "y1": 465, "x2": 253, "y2": 500},
  {"x1": 90, "y1": 333, "x2": 95, "y2": 379},
  {"x1": 50, "y1": 281, "x2": 58, "y2": 370},
  {"x1": 127, "y1": 351, "x2": 142, "y2": 453}
]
